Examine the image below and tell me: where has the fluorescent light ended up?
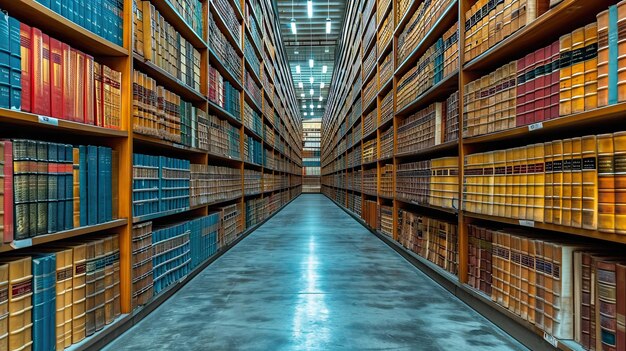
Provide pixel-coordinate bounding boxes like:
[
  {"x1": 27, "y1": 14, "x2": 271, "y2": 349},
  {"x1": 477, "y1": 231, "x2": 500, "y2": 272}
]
[
  {"x1": 295, "y1": 65, "x2": 301, "y2": 74},
  {"x1": 307, "y1": 0, "x2": 313, "y2": 18},
  {"x1": 311, "y1": 112, "x2": 314, "y2": 116},
  {"x1": 326, "y1": 18, "x2": 331, "y2": 33},
  {"x1": 322, "y1": 65, "x2": 327, "y2": 73},
  {"x1": 309, "y1": 77, "x2": 314, "y2": 84},
  {"x1": 317, "y1": 104, "x2": 321, "y2": 108},
  {"x1": 309, "y1": 59, "x2": 314, "y2": 68},
  {"x1": 325, "y1": 48, "x2": 329, "y2": 53},
  {"x1": 290, "y1": 19, "x2": 297, "y2": 34},
  {"x1": 310, "y1": 89, "x2": 314, "y2": 95},
  {"x1": 294, "y1": 50, "x2": 299, "y2": 54},
  {"x1": 310, "y1": 104, "x2": 313, "y2": 109},
  {"x1": 304, "y1": 112, "x2": 307, "y2": 116},
  {"x1": 320, "y1": 82, "x2": 325, "y2": 89},
  {"x1": 319, "y1": 96, "x2": 323, "y2": 101},
  {"x1": 302, "y1": 104, "x2": 306, "y2": 108},
  {"x1": 300, "y1": 93, "x2": 305, "y2": 97},
  {"x1": 298, "y1": 82, "x2": 303, "y2": 88}
]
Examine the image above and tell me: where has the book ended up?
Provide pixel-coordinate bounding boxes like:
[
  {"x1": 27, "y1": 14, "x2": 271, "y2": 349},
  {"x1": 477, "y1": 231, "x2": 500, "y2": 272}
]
[
  {"x1": 8, "y1": 15, "x2": 20, "y2": 110},
  {"x1": 596, "y1": 2, "x2": 626, "y2": 107},
  {"x1": 0, "y1": 256, "x2": 33, "y2": 351},
  {"x1": 1, "y1": 140, "x2": 13, "y2": 243},
  {"x1": 19, "y1": 23, "x2": 31, "y2": 113},
  {"x1": 598, "y1": 133, "x2": 615, "y2": 233},
  {"x1": 31, "y1": 253, "x2": 56, "y2": 351},
  {"x1": 0, "y1": 11, "x2": 11, "y2": 108}
]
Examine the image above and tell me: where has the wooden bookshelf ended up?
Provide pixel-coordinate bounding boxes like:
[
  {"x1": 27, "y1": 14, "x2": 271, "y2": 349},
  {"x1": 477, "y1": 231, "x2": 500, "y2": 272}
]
[
  {"x1": 0, "y1": 0, "x2": 302, "y2": 349},
  {"x1": 321, "y1": 0, "x2": 626, "y2": 350}
]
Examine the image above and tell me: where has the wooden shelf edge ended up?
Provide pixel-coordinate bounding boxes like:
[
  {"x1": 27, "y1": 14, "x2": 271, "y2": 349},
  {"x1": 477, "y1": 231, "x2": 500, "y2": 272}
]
[
  {"x1": 395, "y1": 70, "x2": 459, "y2": 116},
  {"x1": 133, "y1": 54, "x2": 205, "y2": 103},
  {"x1": 1, "y1": 219, "x2": 128, "y2": 253},
  {"x1": 394, "y1": 198, "x2": 459, "y2": 215},
  {"x1": 132, "y1": 204, "x2": 205, "y2": 224},
  {"x1": 394, "y1": 140, "x2": 459, "y2": 160},
  {"x1": 208, "y1": 101, "x2": 243, "y2": 127},
  {"x1": 209, "y1": 48, "x2": 244, "y2": 91},
  {"x1": 133, "y1": 133, "x2": 208, "y2": 155},
  {"x1": 149, "y1": 0, "x2": 206, "y2": 49},
  {"x1": 209, "y1": 2, "x2": 243, "y2": 56}
]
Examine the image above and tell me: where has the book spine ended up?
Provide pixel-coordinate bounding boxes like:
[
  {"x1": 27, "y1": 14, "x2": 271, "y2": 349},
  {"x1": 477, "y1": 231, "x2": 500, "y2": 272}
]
[
  {"x1": 582, "y1": 135, "x2": 598, "y2": 230},
  {"x1": 584, "y1": 23, "x2": 598, "y2": 111},
  {"x1": 41, "y1": 34, "x2": 51, "y2": 116},
  {"x1": 61, "y1": 43, "x2": 73, "y2": 121},
  {"x1": 84, "y1": 54, "x2": 94, "y2": 125},
  {"x1": 597, "y1": 260, "x2": 618, "y2": 351},
  {"x1": 19, "y1": 23, "x2": 31, "y2": 112},
  {"x1": 8, "y1": 16, "x2": 20, "y2": 110},
  {"x1": 98, "y1": 146, "x2": 106, "y2": 224},
  {"x1": 79, "y1": 146, "x2": 87, "y2": 227},
  {"x1": 87, "y1": 145, "x2": 98, "y2": 225},
  {"x1": 47, "y1": 143, "x2": 58, "y2": 234},
  {"x1": 0, "y1": 11, "x2": 10, "y2": 109},
  {"x1": 617, "y1": 263, "x2": 626, "y2": 351},
  {"x1": 598, "y1": 134, "x2": 616, "y2": 233},
  {"x1": 559, "y1": 33, "x2": 573, "y2": 117},
  {"x1": 49, "y1": 38, "x2": 63, "y2": 118},
  {"x1": 614, "y1": 131, "x2": 626, "y2": 234},
  {"x1": 73, "y1": 147, "x2": 80, "y2": 228},
  {"x1": 56, "y1": 143, "x2": 65, "y2": 231},
  {"x1": 64, "y1": 144, "x2": 72, "y2": 229},
  {"x1": 570, "y1": 27, "x2": 586, "y2": 114},
  {"x1": 2, "y1": 141, "x2": 13, "y2": 243}
]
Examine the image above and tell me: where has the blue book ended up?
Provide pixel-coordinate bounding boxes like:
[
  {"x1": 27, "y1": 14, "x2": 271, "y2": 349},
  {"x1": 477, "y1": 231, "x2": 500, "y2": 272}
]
[
  {"x1": 104, "y1": 147, "x2": 112, "y2": 221},
  {"x1": 97, "y1": 146, "x2": 107, "y2": 223},
  {"x1": 47, "y1": 144, "x2": 58, "y2": 233},
  {"x1": 8, "y1": 16, "x2": 20, "y2": 110},
  {"x1": 85, "y1": 0, "x2": 93, "y2": 32},
  {"x1": 61, "y1": 0, "x2": 69, "y2": 18},
  {"x1": 79, "y1": 146, "x2": 88, "y2": 226},
  {"x1": 32, "y1": 254, "x2": 56, "y2": 351},
  {"x1": 51, "y1": 0, "x2": 62, "y2": 13},
  {"x1": 56, "y1": 144, "x2": 66, "y2": 231},
  {"x1": 0, "y1": 11, "x2": 10, "y2": 109},
  {"x1": 87, "y1": 145, "x2": 98, "y2": 225},
  {"x1": 64, "y1": 145, "x2": 73, "y2": 230},
  {"x1": 36, "y1": 0, "x2": 51, "y2": 8}
]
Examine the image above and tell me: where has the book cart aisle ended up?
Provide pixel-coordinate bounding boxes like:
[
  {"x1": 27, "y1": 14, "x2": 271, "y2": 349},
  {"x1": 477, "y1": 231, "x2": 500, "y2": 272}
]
[
  {"x1": 321, "y1": 0, "x2": 626, "y2": 350},
  {"x1": 0, "y1": 0, "x2": 302, "y2": 349}
]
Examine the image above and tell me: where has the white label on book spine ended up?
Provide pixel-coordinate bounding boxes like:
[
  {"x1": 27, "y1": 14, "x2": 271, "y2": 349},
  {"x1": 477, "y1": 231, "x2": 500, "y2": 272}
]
[
  {"x1": 519, "y1": 220, "x2": 535, "y2": 227},
  {"x1": 38, "y1": 115, "x2": 59, "y2": 126},
  {"x1": 543, "y1": 332, "x2": 558, "y2": 348},
  {"x1": 528, "y1": 122, "x2": 544, "y2": 131},
  {"x1": 11, "y1": 238, "x2": 33, "y2": 249}
]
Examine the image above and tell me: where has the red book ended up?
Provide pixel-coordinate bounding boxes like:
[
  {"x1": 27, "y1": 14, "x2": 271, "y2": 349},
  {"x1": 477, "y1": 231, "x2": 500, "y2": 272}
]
[
  {"x1": 516, "y1": 56, "x2": 527, "y2": 127},
  {"x1": 617, "y1": 263, "x2": 626, "y2": 351},
  {"x1": 61, "y1": 43, "x2": 74, "y2": 121},
  {"x1": 525, "y1": 51, "x2": 536, "y2": 126},
  {"x1": 2, "y1": 140, "x2": 13, "y2": 243},
  {"x1": 534, "y1": 47, "x2": 546, "y2": 123},
  {"x1": 49, "y1": 37, "x2": 63, "y2": 119},
  {"x1": 543, "y1": 46, "x2": 552, "y2": 122},
  {"x1": 40, "y1": 33, "x2": 51, "y2": 116},
  {"x1": 19, "y1": 24, "x2": 32, "y2": 113},
  {"x1": 550, "y1": 41, "x2": 561, "y2": 120},
  {"x1": 74, "y1": 50, "x2": 85, "y2": 123},
  {"x1": 84, "y1": 54, "x2": 94, "y2": 125}
]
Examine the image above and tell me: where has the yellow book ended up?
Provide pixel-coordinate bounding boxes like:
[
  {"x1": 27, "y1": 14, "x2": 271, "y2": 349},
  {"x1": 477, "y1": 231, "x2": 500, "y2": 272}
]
[
  {"x1": 0, "y1": 263, "x2": 7, "y2": 350},
  {"x1": 571, "y1": 137, "x2": 583, "y2": 228},
  {"x1": 526, "y1": 145, "x2": 536, "y2": 221},
  {"x1": 561, "y1": 138, "x2": 573, "y2": 227},
  {"x1": 581, "y1": 135, "x2": 598, "y2": 230},
  {"x1": 519, "y1": 146, "x2": 530, "y2": 220},
  {"x1": 505, "y1": 148, "x2": 515, "y2": 219},
  {"x1": 512, "y1": 147, "x2": 522, "y2": 219},
  {"x1": 597, "y1": 134, "x2": 615, "y2": 232},
  {"x1": 570, "y1": 27, "x2": 586, "y2": 114},
  {"x1": 584, "y1": 23, "x2": 598, "y2": 111},
  {"x1": 544, "y1": 142, "x2": 554, "y2": 223},
  {"x1": 494, "y1": 150, "x2": 507, "y2": 217},
  {"x1": 552, "y1": 140, "x2": 564, "y2": 225},
  {"x1": 559, "y1": 33, "x2": 573, "y2": 116},
  {"x1": 613, "y1": 131, "x2": 626, "y2": 234},
  {"x1": 534, "y1": 144, "x2": 546, "y2": 223},
  {"x1": 0, "y1": 257, "x2": 33, "y2": 351}
]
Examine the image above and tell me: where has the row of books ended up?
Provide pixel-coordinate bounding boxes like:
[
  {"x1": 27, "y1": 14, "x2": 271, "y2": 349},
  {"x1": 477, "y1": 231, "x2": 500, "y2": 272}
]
[
  {"x1": 396, "y1": 157, "x2": 459, "y2": 210},
  {"x1": 205, "y1": 113, "x2": 241, "y2": 159},
  {"x1": 363, "y1": 199, "x2": 379, "y2": 230},
  {"x1": 397, "y1": 102, "x2": 446, "y2": 155},
  {"x1": 245, "y1": 7, "x2": 262, "y2": 52},
  {"x1": 379, "y1": 52, "x2": 393, "y2": 87},
  {"x1": 363, "y1": 12, "x2": 377, "y2": 53},
  {"x1": 378, "y1": 0, "x2": 392, "y2": 25},
  {"x1": 36, "y1": 0, "x2": 123, "y2": 46},
  {"x1": 363, "y1": 110, "x2": 377, "y2": 137},
  {"x1": 363, "y1": 168, "x2": 377, "y2": 195},
  {"x1": 397, "y1": 0, "x2": 455, "y2": 64},
  {"x1": 397, "y1": 209, "x2": 458, "y2": 274},
  {"x1": 363, "y1": 139, "x2": 377, "y2": 164},
  {"x1": 212, "y1": 0, "x2": 241, "y2": 45},
  {"x1": 363, "y1": 76, "x2": 377, "y2": 107},
  {"x1": 445, "y1": 91, "x2": 460, "y2": 142},
  {"x1": 244, "y1": 101, "x2": 263, "y2": 136},
  {"x1": 0, "y1": 14, "x2": 123, "y2": 128},
  {"x1": 380, "y1": 127, "x2": 394, "y2": 160},
  {"x1": 380, "y1": 89, "x2": 393, "y2": 125},
  {"x1": 378, "y1": 12, "x2": 393, "y2": 50},
  {"x1": 244, "y1": 71, "x2": 262, "y2": 109},
  {"x1": 0, "y1": 234, "x2": 121, "y2": 350},
  {"x1": 462, "y1": 132, "x2": 626, "y2": 233},
  {"x1": 132, "y1": 153, "x2": 190, "y2": 218},
  {"x1": 464, "y1": 0, "x2": 549, "y2": 63},
  {"x1": 134, "y1": 0, "x2": 202, "y2": 93},
  {"x1": 133, "y1": 70, "x2": 197, "y2": 144},
  {"x1": 208, "y1": 65, "x2": 241, "y2": 119},
  {"x1": 165, "y1": 0, "x2": 204, "y2": 37},
  {"x1": 244, "y1": 137, "x2": 262, "y2": 165},
  {"x1": 244, "y1": 38, "x2": 261, "y2": 79},
  {"x1": 245, "y1": 197, "x2": 264, "y2": 228},
  {"x1": 218, "y1": 203, "x2": 242, "y2": 247},
  {"x1": 363, "y1": 42, "x2": 377, "y2": 79},
  {"x1": 379, "y1": 204, "x2": 393, "y2": 237},
  {"x1": 208, "y1": 11, "x2": 242, "y2": 82},
  {"x1": 0, "y1": 140, "x2": 115, "y2": 242},
  {"x1": 380, "y1": 164, "x2": 393, "y2": 198},
  {"x1": 396, "y1": 22, "x2": 459, "y2": 111},
  {"x1": 190, "y1": 165, "x2": 241, "y2": 207},
  {"x1": 243, "y1": 169, "x2": 261, "y2": 196},
  {"x1": 467, "y1": 223, "x2": 626, "y2": 349}
]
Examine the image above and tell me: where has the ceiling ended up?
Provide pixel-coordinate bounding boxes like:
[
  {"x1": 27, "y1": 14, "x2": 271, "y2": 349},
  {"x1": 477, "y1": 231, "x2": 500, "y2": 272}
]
[{"x1": 274, "y1": 0, "x2": 347, "y2": 119}]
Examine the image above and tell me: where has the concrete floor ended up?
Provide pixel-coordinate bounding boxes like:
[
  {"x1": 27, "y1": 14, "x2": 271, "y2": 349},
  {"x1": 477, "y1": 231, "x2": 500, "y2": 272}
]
[{"x1": 104, "y1": 194, "x2": 527, "y2": 351}]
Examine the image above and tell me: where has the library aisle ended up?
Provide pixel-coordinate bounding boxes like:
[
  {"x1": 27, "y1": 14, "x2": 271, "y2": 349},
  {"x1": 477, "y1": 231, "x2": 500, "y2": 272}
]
[{"x1": 104, "y1": 194, "x2": 525, "y2": 351}]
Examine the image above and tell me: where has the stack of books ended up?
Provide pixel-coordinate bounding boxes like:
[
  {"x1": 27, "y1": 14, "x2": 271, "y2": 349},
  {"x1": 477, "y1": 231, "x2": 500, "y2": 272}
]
[
  {"x1": 363, "y1": 13, "x2": 377, "y2": 52},
  {"x1": 243, "y1": 169, "x2": 261, "y2": 196},
  {"x1": 397, "y1": 210, "x2": 458, "y2": 274},
  {"x1": 467, "y1": 224, "x2": 493, "y2": 297},
  {"x1": 244, "y1": 137, "x2": 262, "y2": 165},
  {"x1": 363, "y1": 168, "x2": 377, "y2": 195},
  {"x1": 131, "y1": 222, "x2": 153, "y2": 309},
  {"x1": 363, "y1": 110, "x2": 377, "y2": 136},
  {"x1": 445, "y1": 91, "x2": 459, "y2": 142},
  {"x1": 380, "y1": 164, "x2": 393, "y2": 198},
  {"x1": 377, "y1": 0, "x2": 392, "y2": 24},
  {"x1": 208, "y1": 65, "x2": 241, "y2": 118},
  {"x1": 244, "y1": 38, "x2": 261, "y2": 78},
  {"x1": 362, "y1": 139, "x2": 377, "y2": 163},
  {"x1": 244, "y1": 71, "x2": 262, "y2": 108},
  {"x1": 380, "y1": 127, "x2": 394, "y2": 159},
  {"x1": 363, "y1": 42, "x2": 377, "y2": 77},
  {"x1": 379, "y1": 204, "x2": 393, "y2": 236},
  {"x1": 244, "y1": 101, "x2": 263, "y2": 136},
  {"x1": 397, "y1": 0, "x2": 454, "y2": 63},
  {"x1": 378, "y1": 12, "x2": 393, "y2": 50},
  {"x1": 151, "y1": 222, "x2": 190, "y2": 294},
  {"x1": 211, "y1": 0, "x2": 241, "y2": 45},
  {"x1": 397, "y1": 157, "x2": 459, "y2": 209},
  {"x1": 443, "y1": 24, "x2": 459, "y2": 77},
  {"x1": 363, "y1": 199, "x2": 378, "y2": 229},
  {"x1": 379, "y1": 52, "x2": 394, "y2": 85},
  {"x1": 218, "y1": 203, "x2": 242, "y2": 247},
  {"x1": 189, "y1": 214, "x2": 220, "y2": 269},
  {"x1": 464, "y1": 0, "x2": 550, "y2": 63}
]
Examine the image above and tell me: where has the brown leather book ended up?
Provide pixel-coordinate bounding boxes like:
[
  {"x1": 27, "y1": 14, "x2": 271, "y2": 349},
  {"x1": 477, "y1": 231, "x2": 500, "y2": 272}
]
[
  {"x1": 614, "y1": 131, "x2": 626, "y2": 234},
  {"x1": 0, "y1": 256, "x2": 33, "y2": 351},
  {"x1": 571, "y1": 137, "x2": 583, "y2": 228},
  {"x1": 582, "y1": 135, "x2": 599, "y2": 230},
  {"x1": 570, "y1": 27, "x2": 586, "y2": 114},
  {"x1": 559, "y1": 33, "x2": 573, "y2": 116},
  {"x1": 544, "y1": 142, "x2": 554, "y2": 223},
  {"x1": 598, "y1": 134, "x2": 616, "y2": 233},
  {"x1": 584, "y1": 23, "x2": 599, "y2": 111}
]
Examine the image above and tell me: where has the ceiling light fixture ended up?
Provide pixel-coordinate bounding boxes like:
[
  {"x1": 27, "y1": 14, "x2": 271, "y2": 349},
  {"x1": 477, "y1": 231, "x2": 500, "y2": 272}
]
[
  {"x1": 322, "y1": 65, "x2": 327, "y2": 73},
  {"x1": 320, "y1": 82, "x2": 325, "y2": 89},
  {"x1": 302, "y1": 104, "x2": 306, "y2": 108},
  {"x1": 310, "y1": 104, "x2": 313, "y2": 109},
  {"x1": 309, "y1": 59, "x2": 314, "y2": 68},
  {"x1": 296, "y1": 65, "x2": 301, "y2": 74},
  {"x1": 309, "y1": 77, "x2": 314, "y2": 84},
  {"x1": 317, "y1": 104, "x2": 321, "y2": 108},
  {"x1": 311, "y1": 112, "x2": 314, "y2": 116},
  {"x1": 301, "y1": 93, "x2": 305, "y2": 97},
  {"x1": 298, "y1": 82, "x2": 303, "y2": 88},
  {"x1": 310, "y1": 89, "x2": 314, "y2": 95},
  {"x1": 326, "y1": 18, "x2": 331, "y2": 33},
  {"x1": 307, "y1": 0, "x2": 313, "y2": 18},
  {"x1": 290, "y1": 19, "x2": 297, "y2": 34},
  {"x1": 304, "y1": 112, "x2": 307, "y2": 116},
  {"x1": 319, "y1": 96, "x2": 323, "y2": 101}
]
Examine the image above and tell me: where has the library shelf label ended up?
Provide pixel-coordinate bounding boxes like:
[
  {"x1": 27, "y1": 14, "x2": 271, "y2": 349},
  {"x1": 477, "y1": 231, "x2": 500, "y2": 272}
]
[
  {"x1": 528, "y1": 122, "x2": 544, "y2": 132},
  {"x1": 519, "y1": 220, "x2": 535, "y2": 227},
  {"x1": 38, "y1": 115, "x2": 59, "y2": 126},
  {"x1": 543, "y1": 332, "x2": 558, "y2": 348},
  {"x1": 10, "y1": 238, "x2": 33, "y2": 249}
]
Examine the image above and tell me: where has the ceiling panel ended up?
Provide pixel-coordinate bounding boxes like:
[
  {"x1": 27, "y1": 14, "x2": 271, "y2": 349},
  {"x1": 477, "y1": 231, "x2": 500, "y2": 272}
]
[{"x1": 274, "y1": 0, "x2": 347, "y2": 119}]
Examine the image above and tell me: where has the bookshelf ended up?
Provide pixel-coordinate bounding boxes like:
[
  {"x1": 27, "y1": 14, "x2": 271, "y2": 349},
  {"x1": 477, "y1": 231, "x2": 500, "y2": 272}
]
[
  {"x1": 0, "y1": 0, "x2": 302, "y2": 349},
  {"x1": 322, "y1": 0, "x2": 626, "y2": 350}
]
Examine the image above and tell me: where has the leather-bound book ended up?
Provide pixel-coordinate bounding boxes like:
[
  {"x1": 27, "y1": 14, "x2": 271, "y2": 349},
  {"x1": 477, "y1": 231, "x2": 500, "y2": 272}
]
[
  {"x1": 597, "y1": 133, "x2": 616, "y2": 233},
  {"x1": 613, "y1": 131, "x2": 626, "y2": 234},
  {"x1": 582, "y1": 135, "x2": 599, "y2": 230}
]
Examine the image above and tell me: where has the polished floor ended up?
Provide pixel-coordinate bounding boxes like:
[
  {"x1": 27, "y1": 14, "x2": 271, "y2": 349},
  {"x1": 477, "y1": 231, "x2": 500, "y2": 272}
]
[{"x1": 104, "y1": 194, "x2": 527, "y2": 351}]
